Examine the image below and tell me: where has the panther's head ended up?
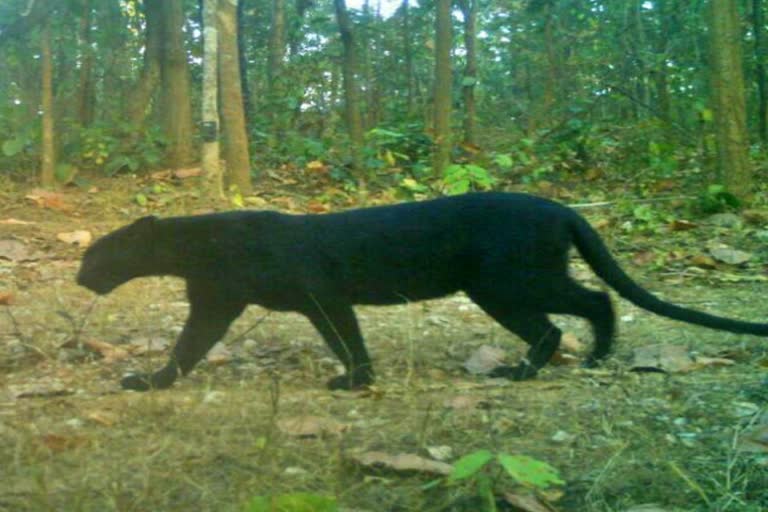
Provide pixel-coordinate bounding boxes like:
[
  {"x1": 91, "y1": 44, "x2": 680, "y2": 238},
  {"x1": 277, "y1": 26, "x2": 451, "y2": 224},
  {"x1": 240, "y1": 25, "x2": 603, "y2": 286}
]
[{"x1": 77, "y1": 215, "x2": 158, "y2": 294}]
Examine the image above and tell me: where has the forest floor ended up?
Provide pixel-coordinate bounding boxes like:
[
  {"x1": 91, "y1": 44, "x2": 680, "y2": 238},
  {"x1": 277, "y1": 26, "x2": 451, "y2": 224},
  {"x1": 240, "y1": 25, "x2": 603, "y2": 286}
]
[{"x1": 0, "y1": 171, "x2": 767, "y2": 512}]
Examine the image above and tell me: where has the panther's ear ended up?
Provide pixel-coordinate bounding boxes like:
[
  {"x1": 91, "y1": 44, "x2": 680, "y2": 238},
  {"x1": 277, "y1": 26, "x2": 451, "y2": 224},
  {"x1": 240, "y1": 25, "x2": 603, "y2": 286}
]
[{"x1": 133, "y1": 215, "x2": 158, "y2": 231}]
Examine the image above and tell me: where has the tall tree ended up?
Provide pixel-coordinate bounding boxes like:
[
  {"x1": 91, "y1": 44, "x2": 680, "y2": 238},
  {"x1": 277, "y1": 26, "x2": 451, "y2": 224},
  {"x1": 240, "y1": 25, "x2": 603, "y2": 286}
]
[
  {"x1": 709, "y1": 0, "x2": 751, "y2": 197},
  {"x1": 160, "y1": 0, "x2": 195, "y2": 167},
  {"x1": 76, "y1": 0, "x2": 94, "y2": 127},
  {"x1": 202, "y1": 0, "x2": 222, "y2": 198},
  {"x1": 402, "y1": 0, "x2": 415, "y2": 117},
  {"x1": 432, "y1": 0, "x2": 452, "y2": 175},
  {"x1": 754, "y1": 0, "x2": 767, "y2": 143},
  {"x1": 127, "y1": 0, "x2": 162, "y2": 127},
  {"x1": 218, "y1": 0, "x2": 252, "y2": 193},
  {"x1": 458, "y1": 0, "x2": 477, "y2": 146},
  {"x1": 333, "y1": 0, "x2": 364, "y2": 174},
  {"x1": 267, "y1": 0, "x2": 287, "y2": 135},
  {"x1": 40, "y1": 16, "x2": 55, "y2": 187}
]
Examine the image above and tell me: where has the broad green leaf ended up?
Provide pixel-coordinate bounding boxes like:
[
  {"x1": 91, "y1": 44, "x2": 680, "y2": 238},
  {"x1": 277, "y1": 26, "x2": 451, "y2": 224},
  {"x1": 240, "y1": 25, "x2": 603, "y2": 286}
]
[
  {"x1": 497, "y1": 454, "x2": 564, "y2": 489},
  {"x1": 448, "y1": 449, "x2": 494, "y2": 482},
  {"x1": 2, "y1": 138, "x2": 25, "y2": 157},
  {"x1": 135, "y1": 193, "x2": 148, "y2": 206}
]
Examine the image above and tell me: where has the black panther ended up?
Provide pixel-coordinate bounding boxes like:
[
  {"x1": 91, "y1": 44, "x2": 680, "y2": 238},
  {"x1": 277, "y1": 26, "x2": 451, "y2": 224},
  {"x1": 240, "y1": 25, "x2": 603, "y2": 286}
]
[{"x1": 76, "y1": 192, "x2": 768, "y2": 391}]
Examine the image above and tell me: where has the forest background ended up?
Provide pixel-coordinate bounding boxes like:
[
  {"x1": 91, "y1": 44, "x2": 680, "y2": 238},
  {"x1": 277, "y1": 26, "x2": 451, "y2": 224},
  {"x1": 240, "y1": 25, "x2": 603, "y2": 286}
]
[
  {"x1": 2, "y1": 1, "x2": 768, "y2": 511},
  {"x1": 0, "y1": 0, "x2": 762, "y2": 205}
]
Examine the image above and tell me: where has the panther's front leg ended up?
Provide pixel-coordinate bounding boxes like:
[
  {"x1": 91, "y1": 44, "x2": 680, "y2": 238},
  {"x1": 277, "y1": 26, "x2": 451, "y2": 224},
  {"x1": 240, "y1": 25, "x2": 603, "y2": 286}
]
[{"x1": 122, "y1": 283, "x2": 245, "y2": 391}]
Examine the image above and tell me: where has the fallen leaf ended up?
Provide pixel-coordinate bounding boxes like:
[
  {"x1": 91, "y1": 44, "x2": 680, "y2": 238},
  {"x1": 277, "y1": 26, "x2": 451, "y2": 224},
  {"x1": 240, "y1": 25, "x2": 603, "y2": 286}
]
[
  {"x1": 173, "y1": 167, "x2": 202, "y2": 179},
  {"x1": 206, "y1": 342, "x2": 233, "y2": 365},
  {"x1": 668, "y1": 219, "x2": 697, "y2": 231},
  {"x1": 277, "y1": 415, "x2": 348, "y2": 438},
  {"x1": 306, "y1": 201, "x2": 330, "y2": 213},
  {"x1": 463, "y1": 345, "x2": 507, "y2": 375},
  {"x1": 0, "y1": 291, "x2": 13, "y2": 305},
  {"x1": 0, "y1": 218, "x2": 34, "y2": 225},
  {"x1": 631, "y1": 345, "x2": 734, "y2": 373},
  {"x1": 127, "y1": 336, "x2": 171, "y2": 355},
  {"x1": 25, "y1": 189, "x2": 73, "y2": 212},
  {"x1": 306, "y1": 160, "x2": 328, "y2": 173},
  {"x1": 690, "y1": 254, "x2": 716, "y2": 269},
  {"x1": 9, "y1": 382, "x2": 74, "y2": 399},
  {"x1": 622, "y1": 505, "x2": 673, "y2": 512},
  {"x1": 39, "y1": 433, "x2": 90, "y2": 453},
  {"x1": 443, "y1": 395, "x2": 488, "y2": 411},
  {"x1": 82, "y1": 339, "x2": 131, "y2": 363},
  {"x1": 502, "y1": 492, "x2": 558, "y2": 512},
  {"x1": 0, "y1": 239, "x2": 32, "y2": 262},
  {"x1": 86, "y1": 410, "x2": 119, "y2": 427},
  {"x1": 708, "y1": 245, "x2": 752, "y2": 265},
  {"x1": 57, "y1": 230, "x2": 92, "y2": 247},
  {"x1": 632, "y1": 250, "x2": 656, "y2": 266},
  {"x1": 350, "y1": 451, "x2": 453, "y2": 476},
  {"x1": 549, "y1": 351, "x2": 580, "y2": 366},
  {"x1": 560, "y1": 332, "x2": 584, "y2": 353}
]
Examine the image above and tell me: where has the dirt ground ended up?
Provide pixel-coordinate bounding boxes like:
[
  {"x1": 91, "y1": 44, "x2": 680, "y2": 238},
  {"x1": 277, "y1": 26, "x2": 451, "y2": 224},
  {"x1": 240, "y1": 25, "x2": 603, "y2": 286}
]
[{"x1": 1, "y1": 177, "x2": 767, "y2": 511}]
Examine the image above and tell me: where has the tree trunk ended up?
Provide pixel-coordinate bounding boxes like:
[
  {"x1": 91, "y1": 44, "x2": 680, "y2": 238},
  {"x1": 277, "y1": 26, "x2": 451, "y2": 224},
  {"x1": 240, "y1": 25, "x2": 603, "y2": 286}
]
[
  {"x1": 202, "y1": 0, "x2": 222, "y2": 198},
  {"x1": 458, "y1": 0, "x2": 477, "y2": 146},
  {"x1": 402, "y1": 0, "x2": 415, "y2": 117},
  {"x1": 218, "y1": 0, "x2": 252, "y2": 193},
  {"x1": 754, "y1": 0, "x2": 767, "y2": 143},
  {"x1": 267, "y1": 0, "x2": 286, "y2": 135},
  {"x1": 40, "y1": 18, "x2": 55, "y2": 188},
  {"x1": 432, "y1": 0, "x2": 452, "y2": 175},
  {"x1": 709, "y1": 0, "x2": 751, "y2": 197},
  {"x1": 333, "y1": 0, "x2": 364, "y2": 175},
  {"x1": 160, "y1": 0, "x2": 195, "y2": 167},
  {"x1": 76, "y1": 0, "x2": 94, "y2": 127},
  {"x1": 127, "y1": 0, "x2": 162, "y2": 127}
]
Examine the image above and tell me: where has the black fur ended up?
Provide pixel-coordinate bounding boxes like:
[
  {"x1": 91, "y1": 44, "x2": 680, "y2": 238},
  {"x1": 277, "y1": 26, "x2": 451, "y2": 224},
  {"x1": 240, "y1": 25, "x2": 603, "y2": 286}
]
[{"x1": 76, "y1": 192, "x2": 768, "y2": 391}]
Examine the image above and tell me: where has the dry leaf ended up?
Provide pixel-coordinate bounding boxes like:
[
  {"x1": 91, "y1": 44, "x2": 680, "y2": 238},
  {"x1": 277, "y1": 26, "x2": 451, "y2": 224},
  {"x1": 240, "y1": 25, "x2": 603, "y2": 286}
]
[
  {"x1": 173, "y1": 167, "x2": 202, "y2": 179},
  {"x1": 306, "y1": 201, "x2": 330, "y2": 213},
  {"x1": 631, "y1": 345, "x2": 734, "y2": 374},
  {"x1": 560, "y1": 332, "x2": 584, "y2": 353},
  {"x1": 306, "y1": 160, "x2": 328, "y2": 173},
  {"x1": 0, "y1": 291, "x2": 13, "y2": 305},
  {"x1": 0, "y1": 239, "x2": 32, "y2": 262},
  {"x1": 277, "y1": 415, "x2": 347, "y2": 438},
  {"x1": 503, "y1": 492, "x2": 558, "y2": 512},
  {"x1": 25, "y1": 189, "x2": 73, "y2": 212},
  {"x1": 127, "y1": 336, "x2": 171, "y2": 355},
  {"x1": 57, "y1": 230, "x2": 92, "y2": 247},
  {"x1": 443, "y1": 395, "x2": 488, "y2": 411},
  {"x1": 9, "y1": 382, "x2": 73, "y2": 399},
  {"x1": 668, "y1": 219, "x2": 697, "y2": 231},
  {"x1": 39, "y1": 433, "x2": 90, "y2": 453},
  {"x1": 206, "y1": 342, "x2": 233, "y2": 365},
  {"x1": 709, "y1": 246, "x2": 752, "y2": 265},
  {"x1": 690, "y1": 254, "x2": 716, "y2": 269},
  {"x1": 350, "y1": 451, "x2": 453, "y2": 476},
  {"x1": 77, "y1": 339, "x2": 131, "y2": 363},
  {"x1": 632, "y1": 250, "x2": 656, "y2": 266},
  {"x1": 0, "y1": 218, "x2": 34, "y2": 225},
  {"x1": 549, "y1": 351, "x2": 580, "y2": 366},
  {"x1": 463, "y1": 345, "x2": 507, "y2": 375},
  {"x1": 622, "y1": 505, "x2": 673, "y2": 512},
  {"x1": 86, "y1": 410, "x2": 119, "y2": 427}
]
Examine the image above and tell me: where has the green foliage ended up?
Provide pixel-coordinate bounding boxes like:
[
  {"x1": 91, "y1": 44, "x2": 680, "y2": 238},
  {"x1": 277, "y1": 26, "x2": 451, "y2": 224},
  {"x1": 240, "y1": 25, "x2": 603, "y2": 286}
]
[
  {"x1": 428, "y1": 449, "x2": 564, "y2": 512},
  {"x1": 442, "y1": 163, "x2": 498, "y2": 195},
  {"x1": 648, "y1": 141, "x2": 679, "y2": 176},
  {"x1": 243, "y1": 493, "x2": 337, "y2": 512},
  {"x1": 365, "y1": 124, "x2": 433, "y2": 172},
  {"x1": 66, "y1": 124, "x2": 165, "y2": 176},
  {"x1": 694, "y1": 184, "x2": 741, "y2": 214}
]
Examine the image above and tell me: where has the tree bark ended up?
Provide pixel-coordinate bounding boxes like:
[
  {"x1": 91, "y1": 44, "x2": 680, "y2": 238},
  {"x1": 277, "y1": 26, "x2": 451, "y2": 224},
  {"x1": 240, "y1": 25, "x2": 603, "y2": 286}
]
[
  {"x1": 76, "y1": 0, "x2": 95, "y2": 127},
  {"x1": 402, "y1": 0, "x2": 415, "y2": 117},
  {"x1": 202, "y1": 0, "x2": 222, "y2": 198},
  {"x1": 127, "y1": 0, "x2": 162, "y2": 127},
  {"x1": 333, "y1": 0, "x2": 364, "y2": 175},
  {"x1": 40, "y1": 17, "x2": 55, "y2": 188},
  {"x1": 160, "y1": 0, "x2": 195, "y2": 167},
  {"x1": 432, "y1": 0, "x2": 452, "y2": 175},
  {"x1": 458, "y1": 0, "x2": 477, "y2": 146},
  {"x1": 218, "y1": 0, "x2": 252, "y2": 193},
  {"x1": 267, "y1": 0, "x2": 286, "y2": 134},
  {"x1": 709, "y1": 0, "x2": 751, "y2": 197},
  {"x1": 754, "y1": 0, "x2": 767, "y2": 143}
]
